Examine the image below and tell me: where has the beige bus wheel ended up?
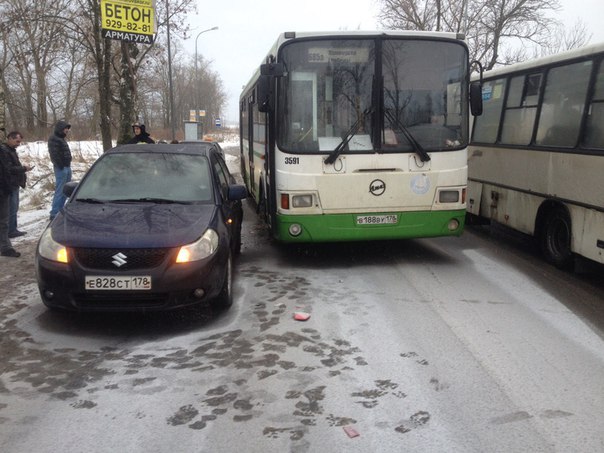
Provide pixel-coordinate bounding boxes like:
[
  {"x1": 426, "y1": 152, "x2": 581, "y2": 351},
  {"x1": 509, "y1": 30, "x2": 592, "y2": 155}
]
[{"x1": 540, "y1": 207, "x2": 573, "y2": 270}]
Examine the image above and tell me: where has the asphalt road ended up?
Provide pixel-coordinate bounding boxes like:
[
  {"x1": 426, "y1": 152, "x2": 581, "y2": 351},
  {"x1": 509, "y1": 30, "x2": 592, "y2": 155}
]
[{"x1": 1, "y1": 148, "x2": 603, "y2": 452}]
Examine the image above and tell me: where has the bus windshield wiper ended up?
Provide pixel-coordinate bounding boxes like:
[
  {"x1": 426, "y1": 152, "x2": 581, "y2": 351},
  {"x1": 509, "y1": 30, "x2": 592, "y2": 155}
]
[
  {"x1": 324, "y1": 107, "x2": 373, "y2": 165},
  {"x1": 384, "y1": 110, "x2": 431, "y2": 162}
]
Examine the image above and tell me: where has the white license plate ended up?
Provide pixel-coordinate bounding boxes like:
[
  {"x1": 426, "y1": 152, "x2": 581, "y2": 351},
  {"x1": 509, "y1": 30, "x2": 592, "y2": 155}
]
[
  {"x1": 85, "y1": 276, "x2": 152, "y2": 291},
  {"x1": 356, "y1": 214, "x2": 398, "y2": 225}
]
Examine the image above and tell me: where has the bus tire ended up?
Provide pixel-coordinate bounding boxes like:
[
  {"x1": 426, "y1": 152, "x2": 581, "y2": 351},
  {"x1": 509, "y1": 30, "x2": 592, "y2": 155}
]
[
  {"x1": 540, "y1": 207, "x2": 573, "y2": 270},
  {"x1": 211, "y1": 253, "x2": 233, "y2": 310}
]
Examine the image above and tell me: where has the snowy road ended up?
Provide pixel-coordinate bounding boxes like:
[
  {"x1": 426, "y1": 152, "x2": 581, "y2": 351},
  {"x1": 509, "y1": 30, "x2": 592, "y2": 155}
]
[{"x1": 1, "y1": 146, "x2": 604, "y2": 452}]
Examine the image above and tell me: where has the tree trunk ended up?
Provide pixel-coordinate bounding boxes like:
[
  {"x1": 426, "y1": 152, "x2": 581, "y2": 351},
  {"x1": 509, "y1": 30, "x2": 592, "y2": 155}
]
[{"x1": 117, "y1": 41, "x2": 139, "y2": 144}]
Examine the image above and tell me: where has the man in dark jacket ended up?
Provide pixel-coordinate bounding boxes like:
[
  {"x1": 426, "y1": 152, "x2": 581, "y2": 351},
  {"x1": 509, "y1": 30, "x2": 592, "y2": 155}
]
[
  {"x1": 0, "y1": 131, "x2": 32, "y2": 237},
  {"x1": 127, "y1": 123, "x2": 155, "y2": 144},
  {"x1": 0, "y1": 140, "x2": 20, "y2": 257},
  {"x1": 48, "y1": 120, "x2": 72, "y2": 221}
]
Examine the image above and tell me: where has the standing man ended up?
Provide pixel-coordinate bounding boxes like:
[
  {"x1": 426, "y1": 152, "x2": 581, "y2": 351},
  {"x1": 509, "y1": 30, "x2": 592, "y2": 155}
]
[
  {"x1": 0, "y1": 140, "x2": 20, "y2": 257},
  {"x1": 127, "y1": 123, "x2": 155, "y2": 144},
  {"x1": 48, "y1": 120, "x2": 72, "y2": 221},
  {"x1": 1, "y1": 131, "x2": 33, "y2": 237}
]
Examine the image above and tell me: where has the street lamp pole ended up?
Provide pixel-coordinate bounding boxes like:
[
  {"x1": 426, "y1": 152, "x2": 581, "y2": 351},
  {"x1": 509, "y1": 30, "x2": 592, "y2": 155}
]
[
  {"x1": 166, "y1": 0, "x2": 176, "y2": 141},
  {"x1": 194, "y1": 26, "x2": 218, "y2": 138}
]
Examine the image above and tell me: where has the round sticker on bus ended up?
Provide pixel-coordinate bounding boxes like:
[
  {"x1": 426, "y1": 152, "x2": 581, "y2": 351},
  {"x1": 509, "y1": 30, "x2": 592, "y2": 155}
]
[{"x1": 411, "y1": 174, "x2": 430, "y2": 195}]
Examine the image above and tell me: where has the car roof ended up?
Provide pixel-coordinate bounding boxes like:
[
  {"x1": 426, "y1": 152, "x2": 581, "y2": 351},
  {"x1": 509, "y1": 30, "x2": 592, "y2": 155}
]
[{"x1": 108, "y1": 142, "x2": 220, "y2": 156}]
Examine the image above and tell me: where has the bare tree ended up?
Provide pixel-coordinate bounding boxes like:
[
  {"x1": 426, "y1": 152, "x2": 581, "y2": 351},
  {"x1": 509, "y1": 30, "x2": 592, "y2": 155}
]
[
  {"x1": 539, "y1": 19, "x2": 592, "y2": 56},
  {"x1": 377, "y1": 0, "x2": 570, "y2": 70},
  {"x1": 0, "y1": 0, "x2": 224, "y2": 146}
]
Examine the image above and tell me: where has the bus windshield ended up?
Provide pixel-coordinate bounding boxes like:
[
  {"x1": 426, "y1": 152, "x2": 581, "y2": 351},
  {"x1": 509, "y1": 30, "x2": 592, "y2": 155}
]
[{"x1": 277, "y1": 38, "x2": 468, "y2": 153}]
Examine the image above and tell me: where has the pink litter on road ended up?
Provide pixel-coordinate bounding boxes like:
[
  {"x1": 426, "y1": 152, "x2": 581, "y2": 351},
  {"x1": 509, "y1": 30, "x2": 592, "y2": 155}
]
[
  {"x1": 293, "y1": 312, "x2": 310, "y2": 321},
  {"x1": 343, "y1": 426, "x2": 360, "y2": 438}
]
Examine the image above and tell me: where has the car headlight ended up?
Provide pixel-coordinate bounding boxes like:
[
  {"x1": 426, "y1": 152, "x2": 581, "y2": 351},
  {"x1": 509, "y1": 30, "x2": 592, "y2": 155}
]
[
  {"x1": 38, "y1": 228, "x2": 69, "y2": 263},
  {"x1": 176, "y1": 229, "x2": 219, "y2": 263}
]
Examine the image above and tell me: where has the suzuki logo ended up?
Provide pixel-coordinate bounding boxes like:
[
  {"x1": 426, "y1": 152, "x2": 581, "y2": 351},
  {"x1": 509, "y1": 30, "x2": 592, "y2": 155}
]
[
  {"x1": 369, "y1": 179, "x2": 386, "y2": 196},
  {"x1": 112, "y1": 252, "x2": 127, "y2": 267}
]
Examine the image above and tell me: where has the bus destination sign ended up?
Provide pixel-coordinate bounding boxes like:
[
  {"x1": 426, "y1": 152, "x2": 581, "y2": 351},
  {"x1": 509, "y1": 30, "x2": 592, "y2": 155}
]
[
  {"x1": 307, "y1": 48, "x2": 369, "y2": 64},
  {"x1": 101, "y1": 0, "x2": 156, "y2": 44}
]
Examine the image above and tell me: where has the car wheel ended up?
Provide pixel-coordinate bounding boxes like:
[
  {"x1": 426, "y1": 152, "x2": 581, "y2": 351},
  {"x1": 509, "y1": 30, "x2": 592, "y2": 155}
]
[
  {"x1": 540, "y1": 207, "x2": 573, "y2": 270},
  {"x1": 233, "y1": 222, "x2": 242, "y2": 256},
  {"x1": 211, "y1": 252, "x2": 233, "y2": 309}
]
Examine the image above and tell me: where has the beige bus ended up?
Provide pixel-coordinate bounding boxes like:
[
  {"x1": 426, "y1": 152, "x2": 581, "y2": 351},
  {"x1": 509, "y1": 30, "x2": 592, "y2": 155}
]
[{"x1": 468, "y1": 42, "x2": 604, "y2": 268}]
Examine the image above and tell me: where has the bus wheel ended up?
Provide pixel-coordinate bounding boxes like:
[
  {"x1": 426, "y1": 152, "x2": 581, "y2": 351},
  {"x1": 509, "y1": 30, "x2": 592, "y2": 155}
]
[{"x1": 540, "y1": 208, "x2": 573, "y2": 270}]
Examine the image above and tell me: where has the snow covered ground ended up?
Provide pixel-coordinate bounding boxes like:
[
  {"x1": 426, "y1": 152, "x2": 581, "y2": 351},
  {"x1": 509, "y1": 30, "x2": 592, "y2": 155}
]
[{"x1": 9, "y1": 136, "x2": 241, "y2": 249}]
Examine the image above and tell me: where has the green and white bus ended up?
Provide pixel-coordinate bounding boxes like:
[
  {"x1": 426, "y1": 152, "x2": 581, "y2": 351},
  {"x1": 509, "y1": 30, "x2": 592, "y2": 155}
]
[
  {"x1": 240, "y1": 31, "x2": 482, "y2": 243},
  {"x1": 468, "y1": 42, "x2": 604, "y2": 268}
]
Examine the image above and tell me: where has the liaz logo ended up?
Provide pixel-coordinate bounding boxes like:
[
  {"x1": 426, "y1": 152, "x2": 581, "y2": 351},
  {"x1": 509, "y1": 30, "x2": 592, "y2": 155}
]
[{"x1": 369, "y1": 179, "x2": 386, "y2": 196}]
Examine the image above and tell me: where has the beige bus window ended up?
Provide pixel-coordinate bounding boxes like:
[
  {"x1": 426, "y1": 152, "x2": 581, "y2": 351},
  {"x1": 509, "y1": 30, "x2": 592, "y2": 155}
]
[
  {"x1": 500, "y1": 75, "x2": 539, "y2": 145},
  {"x1": 584, "y1": 61, "x2": 604, "y2": 149},
  {"x1": 472, "y1": 78, "x2": 506, "y2": 143},
  {"x1": 535, "y1": 61, "x2": 592, "y2": 147}
]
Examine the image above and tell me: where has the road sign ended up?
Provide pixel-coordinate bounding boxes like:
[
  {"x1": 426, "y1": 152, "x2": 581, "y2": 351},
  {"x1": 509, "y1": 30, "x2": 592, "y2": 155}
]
[
  {"x1": 101, "y1": 0, "x2": 156, "y2": 44},
  {"x1": 215, "y1": 118, "x2": 222, "y2": 128}
]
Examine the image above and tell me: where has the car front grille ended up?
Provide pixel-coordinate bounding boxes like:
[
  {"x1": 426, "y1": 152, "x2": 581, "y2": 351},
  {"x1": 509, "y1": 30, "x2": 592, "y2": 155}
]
[
  {"x1": 74, "y1": 248, "x2": 171, "y2": 270},
  {"x1": 73, "y1": 293, "x2": 170, "y2": 310}
]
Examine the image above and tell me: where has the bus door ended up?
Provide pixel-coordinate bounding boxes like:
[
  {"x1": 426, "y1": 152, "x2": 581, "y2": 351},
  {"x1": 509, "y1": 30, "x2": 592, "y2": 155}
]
[{"x1": 247, "y1": 96, "x2": 256, "y2": 196}]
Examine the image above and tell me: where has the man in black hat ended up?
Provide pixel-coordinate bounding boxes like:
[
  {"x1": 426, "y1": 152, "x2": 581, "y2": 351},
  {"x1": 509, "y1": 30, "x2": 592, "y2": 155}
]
[{"x1": 128, "y1": 123, "x2": 155, "y2": 144}]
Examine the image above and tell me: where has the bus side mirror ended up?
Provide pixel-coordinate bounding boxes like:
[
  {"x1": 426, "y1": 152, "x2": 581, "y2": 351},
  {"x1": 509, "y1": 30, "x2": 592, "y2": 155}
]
[
  {"x1": 260, "y1": 62, "x2": 284, "y2": 76},
  {"x1": 257, "y1": 75, "x2": 272, "y2": 113},
  {"x1": 470, "y1": 81, "x2": 483, "y2": 116},
  {"x1": 257, "y1": 62, "x2": 284, "y2": 113}
]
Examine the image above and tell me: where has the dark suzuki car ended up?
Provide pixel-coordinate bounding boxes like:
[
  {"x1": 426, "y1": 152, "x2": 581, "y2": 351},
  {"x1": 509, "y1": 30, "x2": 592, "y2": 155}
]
[{"x1": 35, "y1": 143, "x2": 247, "y2": 312}]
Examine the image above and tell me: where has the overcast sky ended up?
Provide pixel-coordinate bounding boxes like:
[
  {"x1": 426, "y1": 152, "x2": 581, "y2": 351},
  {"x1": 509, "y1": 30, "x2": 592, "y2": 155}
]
[{"x1": 183, "y1": 0, "x2": 604, "y2": 126}]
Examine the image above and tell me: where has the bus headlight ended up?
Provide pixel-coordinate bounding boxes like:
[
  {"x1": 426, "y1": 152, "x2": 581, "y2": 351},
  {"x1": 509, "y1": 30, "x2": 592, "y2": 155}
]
[
  {"x1": 292, "y1": 194, "x2": 313, "y2": 208},
  {"x1": 438, "y1": 190, "x2": 460, "y2": 203}
]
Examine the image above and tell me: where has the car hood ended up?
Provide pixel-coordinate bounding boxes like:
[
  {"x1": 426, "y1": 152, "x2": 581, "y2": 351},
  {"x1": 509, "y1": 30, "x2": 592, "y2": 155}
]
[{"x1": 51, "y1": 202, "x2": 217, "y2": 248}]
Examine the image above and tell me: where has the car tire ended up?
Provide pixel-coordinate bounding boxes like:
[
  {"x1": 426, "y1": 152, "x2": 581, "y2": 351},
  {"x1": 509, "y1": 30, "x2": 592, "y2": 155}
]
[
  {"x1": 233, "y1": 223, "x2": 242, "y2": 256},
  {"x1": 540, "y1": 207, "x2": 573, "y2": 270},
  {"x1": 211, "y1": 252, "x2": 233, "y2": 309}
]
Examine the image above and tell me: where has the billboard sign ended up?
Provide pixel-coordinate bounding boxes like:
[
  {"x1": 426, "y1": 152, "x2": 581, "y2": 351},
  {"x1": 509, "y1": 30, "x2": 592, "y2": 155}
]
[{"x1": 101, "y1": 0, "x2": 156, "y2": 44}]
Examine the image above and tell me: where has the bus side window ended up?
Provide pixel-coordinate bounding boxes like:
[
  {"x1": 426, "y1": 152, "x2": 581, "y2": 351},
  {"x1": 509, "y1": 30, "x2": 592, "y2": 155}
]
[
  {"x1": 472, "y1": 78, "x2": 506, "y2": 143},
  {"x1": 535, "y1": 61, "x2": 592, "y2": 148},
  {"x1": 584, "y1": 61, "x2": 604, "y2": 149},
  {"x1": 500, "y1": 75, "x2": 539, "y2": 145}
]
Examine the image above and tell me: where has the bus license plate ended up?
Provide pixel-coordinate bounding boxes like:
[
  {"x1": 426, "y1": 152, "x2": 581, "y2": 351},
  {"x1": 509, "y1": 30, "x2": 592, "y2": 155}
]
[
  {"x1": 85, "y1": 276, "x2": 152, "y2": 290},
  {"x1": 356, "y1": 214, "x2": 398, "y2": 225}
]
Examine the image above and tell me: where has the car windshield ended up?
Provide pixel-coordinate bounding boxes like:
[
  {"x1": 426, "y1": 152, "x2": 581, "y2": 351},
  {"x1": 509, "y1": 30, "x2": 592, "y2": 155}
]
[{"x1": 74, "y1": 152, "x2": 213, "y2": 203}]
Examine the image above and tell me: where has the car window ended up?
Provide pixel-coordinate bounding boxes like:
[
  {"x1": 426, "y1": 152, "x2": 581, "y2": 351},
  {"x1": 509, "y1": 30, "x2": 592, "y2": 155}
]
[
  {"x1": 74, "y1": 152, "x2": 214, "y2": 202},
  {"x1": 212, "y1": 155, "x2": 230, "y2": 200}
]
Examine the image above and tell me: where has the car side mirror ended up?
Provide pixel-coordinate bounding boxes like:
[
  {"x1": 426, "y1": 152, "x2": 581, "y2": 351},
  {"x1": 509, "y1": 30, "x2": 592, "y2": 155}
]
[
  {"x1": 63, "y1": 181, "x2": 78, "y2": 197},
  {"x1": 228, "y1": 184, "x2": 248, "y2": 201}
]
